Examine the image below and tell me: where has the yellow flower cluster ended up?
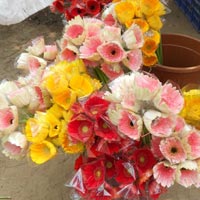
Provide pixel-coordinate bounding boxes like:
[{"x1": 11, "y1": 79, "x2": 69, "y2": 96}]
[
  {"x1": 114, "y1": 0, "x2": 166, "y2": 66},
  {"x1": 180, "y1": 88, "x2": 200, "y2": 129},
  {"x1": 25, "y1": 60, "x2": 101, "y2": 164}
]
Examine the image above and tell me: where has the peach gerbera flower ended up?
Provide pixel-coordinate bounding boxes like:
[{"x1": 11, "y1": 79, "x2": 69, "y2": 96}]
[
  {"x1": 153, "y1": 161, "x2": 176, "y2": 188},
  {"x1": 143, "y1": 53, "x2": 158, "y2": 66},
  {"x1": 160, "y1": 137, "x2": 186, "y2": 164},
  {"x1": 142, "y1": 38, "x2": 158, "y2": 55}
]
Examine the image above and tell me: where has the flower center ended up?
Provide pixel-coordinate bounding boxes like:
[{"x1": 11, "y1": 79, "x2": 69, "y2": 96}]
[
  {"x1": 139, "y1": 156, "x2": 145, "y2": 163},
  {"x1": 102, "y1": 122, "x2": 108, "y2": 129},
  {"x1": 94, "y1": 169, "x2": 102, "y2": 180},
  {"x1": 106, "y1": 161, "x2": 113, "y2": 169},
  {"x1": 111, "y1": 50, "x2": 116, "y2": 55},
  {"x1": 82, "y1": 125, "x2": 89, "y2": 133},
  {"x1": 171, "y1": 147, "x2": 177, "y2": 154},
  {"x1": 130, "y1": 120, "x2": 135, "y2": 127}
]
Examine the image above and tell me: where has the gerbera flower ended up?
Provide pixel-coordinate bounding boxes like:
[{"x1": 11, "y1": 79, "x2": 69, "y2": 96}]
[
  {"x1": 81, "y1": 159, "x2": 105, "y2": 190},
  {"x1": 105, "y1": 156, "x2": 116, "y2": 179},
  {"x1": 149, "y1": 180, "x2": 167, "y2": 200},
  {"x1": 176, "y1": 161, "x2": 198, "y2": 187},
  {"x1": 153, "y1": 83, "x2": 184, "y2": 114},
  {"x1": 103, "y1": 13, "x2": 116, "y2": 26},
  {"x1": 122, "y1": 24, "x2": 144, "y2": 49},
  {"x1": 122, "y1": 49, "x2": 142, "y2": 71},
  {"x1": 142, "y1": 53, "x2": 158, "y2": 66},
  {"x1": 182, "y1": 130, "x2": 200, "y2": 160},
  {"x1": 70, "y1": 6, "x2": 86, "y2": 19},
  {"x1": 118, "y1": 110, "x2": 142, "y2": 141},
  {"x1": 2, "y1": 131, "x2": 27, "y2": 159},
  {"x1": 43, "y1": 44, "x2": 58, "y2": 60},
  {"x1": 153, "y1": 161, "x2": 176, "y2": 188},
  {"x1": 94, "y1": 115, "x2": 119, "y2": 141},
  {"x1": 25, "y1": 112, "x2": 49, "y2": 143},
  {"x1": 86, "y1": 0, "x2": 101, "y2": 16},
  {"x1": 114, "y1": 1, "x2": 135, "y2": 25},
  {"x1": 115, "y1": 161, "x2": 136, "y2": 184},
  {"x1": 79, "y1": 36, "x2": 102, "y2": 61},
  {"x1": 29, "y1": 140, "x2": 57, "y2": 164},
  {"x1": 68, "y1": 113, "x2": 94, "y2": 143},
  {"x1": 0, "y1": 93, "x2": 9, "y2": 109},
  {"x1": 130, "y1": 18, "x2": 149, "y2": 33},
  {"x1": 160, "y1": 137, "x2": 186, "y2": 164},
  {"x1": 147, "y1": 15, "x2": 163, "y2": 31},
  {"x1": 101, "y1": 63, "x2": 124, "y2": 80},
  {"x1": 142, "y1": 38, "x2": 158, "y2": 55},
  {"x1": 51, "y1": 0, "x2": 65, "y2": 13},
  {"x1": 61, "y1": 48, "x2": 77, "y2": 62},
  {"x1": 143, "y1": 110, "x2": 175, "y2": 137},
  {"x1": 97, "y1": 42, "x2": 126, "y2": 63},
  {"x1": 83, "y1": 95, "x2": 110, "y2": 118},
  {"x1": 132, "y1": 148, "x2": 157, "y2": 173},
  {"x1": 0, "y1": 106, "x2": 18, "y2": 135}
]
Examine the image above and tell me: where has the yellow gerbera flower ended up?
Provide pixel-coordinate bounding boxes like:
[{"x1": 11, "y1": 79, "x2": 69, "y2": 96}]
[
  {"x1": 115, "y1": 1, "x2": 135, "y2": 25},
  {"x1": 47, "y1": 104, "x2": 64, "y2": 119},
  {"x1": 180, "y1": 89, "x2": 200, "y2": 129},
  {"x1": 147, "y1": 15, "x2": 163, "y2": 30},
  {"x1": 52, "y1": 88, "x2": 77, "y2": 110},
  {"x1": 25, "y1": 112, "x2": 49, "y2": 143},
  {"x1": 143, "y1": 53, "x2": 158, "y2": 67},
  {"x1": 130, "y1": 19, "x2": 149, "y2": 33},
  {"x1": 29, "y1": 140, "x2": 57, "y2": 164},
  {"x1": 145, "y1": 30, "x2": 160, "y2": 45},
  {"x1": 59, "y1": 120, "x2": 84, "y2": 154},
  {"x1": 142, "y1": 38, "x2": 158, "y2": 55},
  {"x1": 140, "y1": 0, "x2": 160, "y2": 16}
]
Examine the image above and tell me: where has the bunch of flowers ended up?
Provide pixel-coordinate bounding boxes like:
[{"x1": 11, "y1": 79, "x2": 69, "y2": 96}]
[
  {"x1": 58, "y1": 15, "x2": 144, "y2": 80},
  {"x1": 102, "y1": 0, "x2": 168, "y2": 66},
  {"x1": 64, "y1": 72, "x2": 200, "y2": 199},
  {"x1": 50, "y1": 0, "x2": 112, "y2": 20}
]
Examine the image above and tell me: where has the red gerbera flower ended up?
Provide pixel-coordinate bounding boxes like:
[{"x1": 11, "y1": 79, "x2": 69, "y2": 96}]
[
  {"x1": 86, "y1": 0, "x2": 101, "y2": 16},
  {"x1": 68, "y1": 114, "x2": 94, "y2": 143},
  {"x1": 70, "y1": 5, "x2": 86, "y2": 18},
  {"x1": 74, "y1": 155, "x2": 84, "y2": 171},
  {"x1": 86, "y1": 139, "x2": 104, "y2": 158},
  {"x1": 94, "y1": 115, "x2": 119, "y2": 141},
  {"x1": 52, "y1": 0, "x2": 65, "y2": 13},
  {"x1": 84, "y1": 95, "x2": 110, "y2": 119},
  {"x1": 81, "y1": 159, "x2": 105, "y2": 190},
  {"x1": 105, "y1": 156, "x2": 116, "y2": 179},
  {"x1": 132, "y1": 148, "x2": 157, "y2": 173},
  {"x1": 115, "y1": 160, "x2": 136, "y2": 185}
]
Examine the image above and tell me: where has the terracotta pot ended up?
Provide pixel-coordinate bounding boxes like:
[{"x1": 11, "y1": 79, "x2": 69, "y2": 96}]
[{"x1": 144, "y1": 34, "x2": 200, "y2": 88}]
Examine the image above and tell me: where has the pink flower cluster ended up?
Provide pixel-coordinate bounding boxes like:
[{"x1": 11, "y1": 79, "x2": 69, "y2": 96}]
[{"x1": 59, "y1": 15, "x2": 143, "y2": 80}]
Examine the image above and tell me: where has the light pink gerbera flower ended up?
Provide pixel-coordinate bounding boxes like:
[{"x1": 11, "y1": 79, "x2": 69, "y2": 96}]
[
  {"x1": 182, "y1": 130, "x2": 200, "y2": 160},
  {"x1": 122, "y1": 24, "x2": 144, "y2": 49},
  {"x1": 43, "y1": 45, "x2": 58, "y2": 61},
  {"x1": 143, "y1": 110, "x2": 175, "y2": 137},
  {"x1": 97, "y1": 42, "x2": 126, "y2": 63},
  {"x1": 134, "y1": 72, "x2": 161, "y2": 101},
  {"x1": 80, "y1": 36, "x2": 102, "y2": 61},
  {"x1": 153, "y1": 161, "x2": 176, "y2": 188},
  {"x1": 101, "y1": 26, "x2": 122, "y2": 43},
  {"x1": 122, "y1": 49, "x2": 142, "y2": 71},
  {"x1": 153, "y1": 83, "x2": 184, "y2": 114},
  {"x1": 0, "y1": 106, "x2": 18, "y2": 135},
  {"x1": 176, "y1": 161, "x2": 198, "y2": 187},
  {"x1": 151, "y1": 136, "x2": 164, "y2": 159},
  {"x1": 85, "y1": 23, "x2": 101, "y2": 39},
  {"x1": 2, "y1": 131, "x2": 28, "y2": 159},
  {"x1": 118, "y1": 110, "x2": 142, "y2": 140},
  {"x1": 174, "y1": 116, "x2": 186, "y2": 133},
  {"x1": 101, "y1": 63, "x2": 124, "y2": 80},
  {"x1": 160, "y1": 137, "x2": 186, "y2": 164}
]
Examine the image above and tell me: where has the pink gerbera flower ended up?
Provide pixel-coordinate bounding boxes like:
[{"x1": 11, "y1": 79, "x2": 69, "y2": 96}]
[
  {"x1": 0, "y1": 106, "x2": 18, "y2": 135},
  {"x1": 134, "y1": 72, "x2": 161, "y2": 101},
  {"x1": 154, "y1": 83, "x2": 184, "y2": 114},
  {"x1": 103, "y1": 14, "x2": 116, "y2": 26},
  {"x1": 176, "y1": 161, "x2": 198, "y2": 187},
  {"x1": 67, "y1": 114, "x2": 94, "y2": 143},
  {"x1": 122, "y1": 49, "x2": 142, "y2": 71},
  {"x1": 97, "y1": 42, "x2": 126, "y2": 63},
  {"x1": 80, "y1": 36, "x2": 102, "y2": 61},
  {"x1": 118, "y1": 110, "x2": 142, "y2": 141},
  {"x1": 174, "y1": 116, "x2": 186, "y2": 132},
  {"x1": 159, "y1": 137, "x2": 186, "y2": 164},
  {"x1": 61, "y1": 46, "x2": 78, "y2": 62},
  {"x1": 66, "y1": 24, "x2": 84, "y2": 39},
  {"x1": 151, "y1": 136, "x2": 164, "y2": 159},
  {"x1": 101, "y1": 63, "x2": 124, "y2": 80},
  {"x1": 182, "y1": 130, "x2": 200, "y2": 160},
  {"x1": 153, "y1": 162, "x2": 176, "y2": 188}
]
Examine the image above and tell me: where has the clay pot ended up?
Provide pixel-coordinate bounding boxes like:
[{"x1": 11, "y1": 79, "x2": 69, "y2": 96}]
[{"x1": 144, "y1": 33, "x2": 200, "y2": 88}]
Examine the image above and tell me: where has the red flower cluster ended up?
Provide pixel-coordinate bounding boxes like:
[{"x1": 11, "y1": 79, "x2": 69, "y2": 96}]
[
  {"x1": 67, "y1": 93, "x2": 166, "y2": 200},
  {"x1": 50, "y1": 0, "x2": 112, "y2": 20}
]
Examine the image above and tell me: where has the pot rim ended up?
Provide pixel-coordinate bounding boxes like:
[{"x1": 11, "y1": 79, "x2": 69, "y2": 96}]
[{"x1": 155, "y1": 64, "x2": 200, "y2": 73}]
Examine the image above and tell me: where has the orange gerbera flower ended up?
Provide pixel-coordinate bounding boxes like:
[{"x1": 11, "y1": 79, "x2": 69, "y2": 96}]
[
  {"x1": 130, "y1": 18, "x2": 149, "y2": 32},
  {"x1": 143, "y1": 53, "x2": 158, "y2": 67},
  {"x1": 142, "y1": 38, "x2": 158, "y2": 55}
]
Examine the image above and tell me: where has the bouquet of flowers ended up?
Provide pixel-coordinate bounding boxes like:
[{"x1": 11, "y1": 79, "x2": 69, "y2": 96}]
[{"x1": 1, "y1": 0, "x2": 200, "y2": 200}]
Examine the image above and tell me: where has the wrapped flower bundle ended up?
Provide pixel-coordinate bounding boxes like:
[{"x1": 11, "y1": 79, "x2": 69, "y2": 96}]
[{"x1": 1, "y1": 0, "x2": 200, "y2": 200}]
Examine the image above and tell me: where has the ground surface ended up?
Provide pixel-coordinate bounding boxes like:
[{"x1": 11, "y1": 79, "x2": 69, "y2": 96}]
[{"x1": 0, "y1": 0, "x2": 200, "y2": 199}]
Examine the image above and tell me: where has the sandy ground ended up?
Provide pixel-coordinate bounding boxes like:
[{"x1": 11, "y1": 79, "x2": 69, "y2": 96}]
[{"x1": 0, "y1": 0, "x2": 200, "y2": 199}]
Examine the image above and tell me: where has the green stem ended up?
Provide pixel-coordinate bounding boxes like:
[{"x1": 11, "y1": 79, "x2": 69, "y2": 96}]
[{"x1": 156, "y1": 34, "x2": 163, "y2": 65}]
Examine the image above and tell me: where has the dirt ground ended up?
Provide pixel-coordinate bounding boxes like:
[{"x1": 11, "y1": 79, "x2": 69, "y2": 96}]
[{"x1": 0, "y1": 1, "x2": 200, "y2": 200}]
